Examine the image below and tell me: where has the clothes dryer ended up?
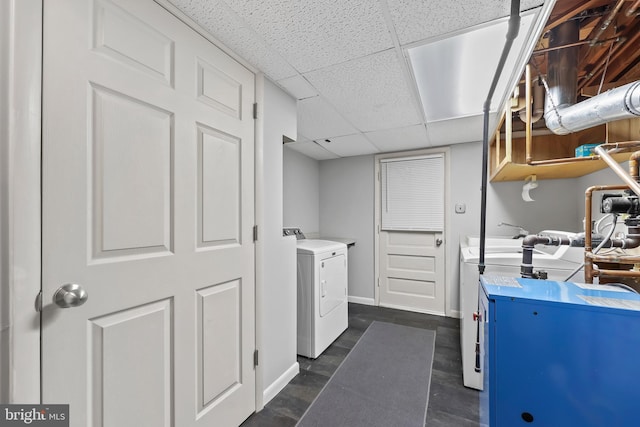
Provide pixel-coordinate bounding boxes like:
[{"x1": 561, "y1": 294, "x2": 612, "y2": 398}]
[{"x1": 296, "y1": 239, "x2": 348, "y2": 358}]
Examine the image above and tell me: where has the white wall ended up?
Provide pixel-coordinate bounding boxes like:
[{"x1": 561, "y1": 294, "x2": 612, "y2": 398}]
[
  {"x1": 283, "y1": 147, "x2": 320, "y2": 235},
  {"x1": 319, "y1": 156, "x2": 375, "y2": 304},
  {"x1": 0, "y1": 0, "x2": 9, "y2": 403},
  {"x1": 259, "y1": 77, "x2": 299, "y2": 403}
]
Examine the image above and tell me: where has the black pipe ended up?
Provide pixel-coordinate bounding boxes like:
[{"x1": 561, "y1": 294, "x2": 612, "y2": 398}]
[
  {"x1": 479, "y1": 1, "x2": 521, "y2": 274},
  {"x1": 519, "y1": 229, "x2": 640, "y2": 278},
  {"x1": 476, "y1": 0, "x2": 521, "y2": 375}
]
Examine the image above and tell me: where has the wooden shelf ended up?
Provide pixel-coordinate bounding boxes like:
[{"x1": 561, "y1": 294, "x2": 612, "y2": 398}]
[{"x1": 490, "y1": 116, "x2": 640, "y2": 182}]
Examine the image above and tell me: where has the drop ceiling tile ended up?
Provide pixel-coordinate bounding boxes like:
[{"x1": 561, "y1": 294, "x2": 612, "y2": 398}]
[
  {"x1": 365, "y1": 124, "x2": 430, "y2": 152},
  {"x1": 317, "y1": 133, "x2": 379, "y2": 157},
  {"x1": 277, "y1": 75, "x2": 318, "y2": 100},
  {"x1": 168, "y1": 0, "x2": 297, "y2": 80},
  {"x1": 221, "y1": 0, "x2": 394, "y2": 73},
  {"x1": 304, "y1": 50, "x2": 422, "y2": 133},
  {"x1": 285, "y1": 140, "x2": 340, "y2": 160},
  {"x1": 387, "y1": 0, "x2": 545, "y2": 45},
  {"x1": 297, "y1": 96, "x2": 359, "y2": 140},
  {"x1": 426, "y1": 113, "x2": 501, "y2": 146}
]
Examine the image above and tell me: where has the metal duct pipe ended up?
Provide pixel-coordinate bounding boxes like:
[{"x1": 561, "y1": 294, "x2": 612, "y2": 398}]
[
  {"x1": 546, "y1": 21, "x2": 579, "y2": 111},
  {"x1": 545, "y1": 80, "x2": 640, "y2": 134},
  {"x1": 543, "y1": 15, "x2": 640, "y2": 135}
]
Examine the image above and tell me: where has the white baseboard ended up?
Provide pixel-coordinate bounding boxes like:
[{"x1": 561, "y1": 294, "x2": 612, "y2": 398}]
[
  {"x1": 448, "y1": 309, "x2": 462, "y2": 319},
  {"x1": 348, "y1": 296, "x2": 375, "y2": 306},
  {"x1": 262, "y1": 362, "x2": 299, "y2": 405},
  {"x1": 379, "y1": 302, "x2": 445, "y2": 316}
]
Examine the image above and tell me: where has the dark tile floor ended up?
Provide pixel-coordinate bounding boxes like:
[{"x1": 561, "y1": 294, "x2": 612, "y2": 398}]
[{"x1": 241, "y1": 303, "x2": 482, "y2": 427}]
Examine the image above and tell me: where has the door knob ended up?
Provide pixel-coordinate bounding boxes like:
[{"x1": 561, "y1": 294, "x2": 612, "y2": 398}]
[
  {"x1": 53, "y1": 283, "x2": 88, "y2": 308},
  {"x1": 436, "y1": 238, "x2": 443, "y2": 247}
]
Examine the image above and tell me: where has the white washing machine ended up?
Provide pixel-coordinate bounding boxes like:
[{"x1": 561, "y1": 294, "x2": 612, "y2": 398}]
[{"x1": 296, "y1": 239, "x2": 348, "y2": 358}]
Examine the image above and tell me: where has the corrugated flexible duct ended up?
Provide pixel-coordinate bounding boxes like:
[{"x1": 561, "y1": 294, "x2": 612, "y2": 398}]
[{"x1": 544, "y1": 21, "x2": 640, "y2": 135}]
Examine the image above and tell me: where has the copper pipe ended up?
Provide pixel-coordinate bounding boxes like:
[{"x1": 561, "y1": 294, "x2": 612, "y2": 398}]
[
  {"x1": 626, "y1": 0, "x2": 640, "y2": 17},
  {"x1": 591, "y1": 269, "x2": 640, "y2": 278},
  {"x1": 629, "y1": 151, "x2": 640, "y2": 181},
  {"x1": 595, "y1": 146, "x2": 640, "y2": 197},
  {"x1": 584, "y1": 184, "x2": 629, "y2": 283},
  {"x1": 525, "y1": 64, "x2": 533, "y2": 164},
  {"x1": 525, "y1": 141, "x2": 640, "y2": 167},
  {"x1": 532, "y1": 36, "x2": 620, "y2": 55},
  {"x1": 587, "y1": 253, "x2": 640, "y2": 263},
  {"x1": 590, "y1": 0, "x2": 625, "y2": 47},
  {"x1": 529, "y1": 156, "x2": 602, "y2": 166},
  {"x1": 600, "y1": 140, "x2": 640, "y2": 150}
]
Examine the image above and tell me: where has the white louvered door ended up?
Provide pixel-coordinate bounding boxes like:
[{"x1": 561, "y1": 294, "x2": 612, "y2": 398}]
[{"x1": 41, "y1": 1, "x2": 256, "y2": 425}]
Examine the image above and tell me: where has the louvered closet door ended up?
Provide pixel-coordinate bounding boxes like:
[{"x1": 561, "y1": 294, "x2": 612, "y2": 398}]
[
  {"x1": 41, "y1": 1, "x2": 256, "y2": 426},
  {"x1": 378, "y1": 154, "x2": 445, "y2": 315}
]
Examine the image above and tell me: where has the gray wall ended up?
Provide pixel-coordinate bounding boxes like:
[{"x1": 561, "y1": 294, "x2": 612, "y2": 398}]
[
  {"x1": 282, "y1": 140, "x2": 630, "y2": 316},
  {"x1": 283, "y1": 147, "x2": 320, "y2": 235},
  {"x1": 319, "y1": 156, "x2": 375, "y2": 303}
]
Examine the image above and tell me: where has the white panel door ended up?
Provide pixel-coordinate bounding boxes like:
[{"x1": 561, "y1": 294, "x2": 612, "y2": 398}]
[
  {"x1": 41, "y1": 1, "x2": 256, "y2": 426},
  {"x1": 377, "y1": 153, "x2": 446, "y2": 315},
  {"x1": 379, "y1": 230, "x2": 445, "y2": 315}
]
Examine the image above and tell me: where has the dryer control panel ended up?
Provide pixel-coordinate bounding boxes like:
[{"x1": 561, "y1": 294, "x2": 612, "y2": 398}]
[{"x1": 283, "y1": 227, "x2": 306, "y2": 239}]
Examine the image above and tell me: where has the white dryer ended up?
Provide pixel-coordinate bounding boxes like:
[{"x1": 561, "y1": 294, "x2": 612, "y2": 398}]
[{"x1": 296, "y1": 239, "x2": 348, "y2": 358}]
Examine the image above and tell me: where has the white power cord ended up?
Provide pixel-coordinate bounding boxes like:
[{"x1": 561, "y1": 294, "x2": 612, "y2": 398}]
[{"x1": 564, "y1": 214, "x2": 618, "y2": 281}]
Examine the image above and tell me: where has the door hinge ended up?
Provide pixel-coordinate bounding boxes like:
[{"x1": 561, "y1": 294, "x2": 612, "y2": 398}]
[
  {"x1": 35, "y1": 290, "x2": 43, "y2": 313},
  {"x1": 253, "y1": 103, "x2": 258, "y2": 119},
  {"x1": 253, "y1": 225, "x2": 258, "y2": 242},
  {"x1": 377, "y1": 277, "x2": 380, "y2": 288},
  {"x1": 254, "y1": 349, "x2": 259, "y2": 367}
]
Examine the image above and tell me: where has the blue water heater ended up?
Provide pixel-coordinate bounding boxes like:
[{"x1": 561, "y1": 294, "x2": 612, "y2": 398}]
[{"x1": 480, "y1": 275, "x2": 640, "y2": 426}]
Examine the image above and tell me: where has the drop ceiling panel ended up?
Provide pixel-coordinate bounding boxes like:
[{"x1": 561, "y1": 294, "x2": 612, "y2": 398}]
[
  {"x1": 317, "y1": 134, "x2": 379, "y2": 157},
  {"x1": 168, "y1": 0, "x2": 297, "y2": 80},
  {"x1": 426, "y1": 114, "x2": 501, "y2": 146},
  {"x1": 297, "y1": 96, "x2": 359, "y2": 140},
  {"x1": 277, "y1": 75, "x2": 318, "y2": 100},
  {"x1": 221, "y1": 0, "x2": 394, "y2": 73},
  {"x1": 365, "y1": 124, "x2": 430, "y2": 152},
  {"x1": 387, "y1": 0, "x2": 545, "y2": 45},
  {"x1": 285, "y1": 140, "x2": 340, "y2": 160},
  {"x1": 304, "y1": 50, "x2": 422, "y2": 133}
]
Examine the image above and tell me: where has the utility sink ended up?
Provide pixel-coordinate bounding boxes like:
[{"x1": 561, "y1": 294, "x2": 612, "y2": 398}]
[{"x1": 461, "y1": 231, "x2": 584, "y2": 270}]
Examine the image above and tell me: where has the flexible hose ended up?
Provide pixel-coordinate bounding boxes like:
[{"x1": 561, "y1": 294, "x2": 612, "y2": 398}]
[{"x1": 564, "y1": 214, "x2": 618, "y2": 281}]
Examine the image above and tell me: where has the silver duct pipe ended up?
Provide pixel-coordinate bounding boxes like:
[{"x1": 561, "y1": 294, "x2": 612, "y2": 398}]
[
  {"x1": 546, "y1": 21, "x2": 579, "y2": 110},
  {"x1": 544, "y1": 19, "x2": 640, "y2": 135},
  {"x1": 545, "y1": 81, "x2": 640, "y2": 134}
]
